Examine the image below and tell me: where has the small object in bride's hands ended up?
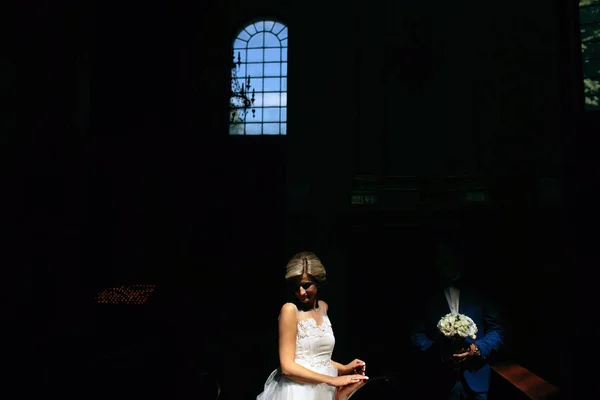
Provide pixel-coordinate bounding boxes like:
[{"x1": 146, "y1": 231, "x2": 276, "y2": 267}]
[
  {"x1": 354, "y1": 364, "x2": 366, "y2": 375},
  {"x1": 346, "y1": 359, "x2": 366, "y2": 375}
]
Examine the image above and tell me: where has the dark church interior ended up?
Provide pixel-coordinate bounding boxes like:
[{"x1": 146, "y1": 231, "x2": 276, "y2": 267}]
[{"x1": 10, "y1": 0, "x2": 600, "y2": 398}]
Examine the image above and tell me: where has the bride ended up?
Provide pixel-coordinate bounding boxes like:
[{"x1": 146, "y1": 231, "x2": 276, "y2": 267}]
[{"x1": 257, "y1": 251, "x2": 369, "y2": 400}]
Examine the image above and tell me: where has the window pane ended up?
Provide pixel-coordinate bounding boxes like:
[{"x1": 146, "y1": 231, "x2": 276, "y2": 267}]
[
  {"x1": 265, "y1": 48, "x2": 281, "y2": 62},
  {"x1": 246, "y1": 63, "x2": 263, "y2": 77},
  {"x1": 282, "y1": 50, "x2": 287, "y2": 61},
  {"x1": 263, "y1": 123, "x2": 280, "y2": 135},
  {"x1": 263, "y1": 107, "x2": 281, "y2": 122},
  {"x1": 236, "y1": 64, "x2": 246, "y2": 78},
  {"x1": 254, "y1": 21, "x2": 264, "y2": 31},
  {"x1": 278, "y1": 27, "x2": 288, "y2": 40},
  {"x1": 245, "y1": 24, "x2": 256, "y2": 35},
  {"x1": 264, "y1": 78, "x2": 280, "y2": 91},
  {"x1": 248, "y1": 33, "x2": 264, "y2": 48},
  {"x1": 249, "y1": 107, "x2": 262, "y2": 121},
  {"x1": 237, "y1": 30, "x2": 250, "y2": 41},
  {"x1": 253, "y1": 93, "x2": 263, "y2": 107},
  {"x1": 265, "y1": 32, "x2": 280, "y2": 47},
  {"x1": 281, "y1": 123, "x2": 287, "y2": 135},
  {"x1": 246, "y1": 123, "x2": 262, "y2": 135},
  {"x1": 234, "y1": 39, "x2": 247, "y2": 49},
  {"x1": 281, "y1": 107, "x2": 287, "y2": 122},
  {"x1": 234, "y1": 50, "x2": 246, "y2": 63},
  {"x1": 282, "y1": 77, "x2": 287, "y2": 90},
  {"x1": 264, "y1": 63, "x2": 281, "y2": 76},
  {"x1": 280, "y1": 92, "x2": 287, "y2": 106},
  {"x1": 281, "y1": 39, "x2": 288, "y2": 47},
  {"x1": 263, "y1": 92, "x2": 280, "y2": 106},
  {"x1": 265, "y1": 21, "x2": 275, "y2": 31},
  {"x1": 248, "y1": 77, "x2": 263, "y2": 92},
  {"x1": 272, "y1": 22, "x2": 285, "y2": 35},
  {"x1": 247, "y1": 49, "x2": 263, "y2": 62},
  {"x1": 281, "y1": 63, "x2": 288, "y2": 76}
]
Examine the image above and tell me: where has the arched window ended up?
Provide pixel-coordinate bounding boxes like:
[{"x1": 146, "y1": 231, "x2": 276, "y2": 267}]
[{"x1": 230, "y1": 20, "x2": 288, "y2": 135}]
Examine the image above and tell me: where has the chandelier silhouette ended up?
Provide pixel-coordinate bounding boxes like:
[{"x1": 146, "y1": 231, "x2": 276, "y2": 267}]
[{"x1": 230, "y1": 51, "x2": 256, "y2": 124}]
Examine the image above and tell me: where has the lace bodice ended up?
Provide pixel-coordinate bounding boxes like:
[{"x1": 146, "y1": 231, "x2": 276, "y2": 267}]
[{"x1": 294, "y1": 308, "x2": 335, "y2": 372}]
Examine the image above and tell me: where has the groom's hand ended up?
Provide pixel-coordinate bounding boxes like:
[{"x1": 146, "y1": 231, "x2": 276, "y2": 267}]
[
  {"x1": 452, "y1": 343, "x2": 480, "y2": 363},
  {"x1": 335, "y1": 380, "x2": 367, "y2": 400}
]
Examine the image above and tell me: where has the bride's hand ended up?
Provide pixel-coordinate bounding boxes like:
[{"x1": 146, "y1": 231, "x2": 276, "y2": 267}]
[
  {"x1": 344, "y1": 359, "x2": 366, "y2": 375},
  {"x1": 330, "y1": 374, "x2": 369, "y2": 388}
]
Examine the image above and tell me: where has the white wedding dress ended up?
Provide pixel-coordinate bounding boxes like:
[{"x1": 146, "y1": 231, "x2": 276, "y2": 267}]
[{"x1": 257, "y1": 302, "x2": 338, "y2": 399}]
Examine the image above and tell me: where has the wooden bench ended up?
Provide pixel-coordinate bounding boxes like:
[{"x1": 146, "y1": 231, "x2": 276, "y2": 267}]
[{"x1": 491, "y1": 362, "x2": 560, "y2": 399}]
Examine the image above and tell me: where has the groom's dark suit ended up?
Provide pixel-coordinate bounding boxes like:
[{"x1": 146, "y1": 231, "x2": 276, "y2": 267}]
[{"x1": 410, "y1": 283, "x2": 504, "y2": 398}]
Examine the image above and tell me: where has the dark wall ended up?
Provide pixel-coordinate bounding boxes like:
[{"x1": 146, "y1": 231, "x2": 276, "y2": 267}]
[{"x1": 12, "y1": 0, "x2": 586, "y2": 399}]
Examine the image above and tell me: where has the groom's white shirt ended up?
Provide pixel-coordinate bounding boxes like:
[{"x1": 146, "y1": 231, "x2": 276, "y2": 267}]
[{"x1": 444, "y1": 285, "x2": 460, "y2": 314}]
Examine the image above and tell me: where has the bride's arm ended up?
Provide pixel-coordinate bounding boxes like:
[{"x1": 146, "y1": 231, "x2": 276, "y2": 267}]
[{"x1": 278, "y1": 303, "x2": 336, "y2": 386}]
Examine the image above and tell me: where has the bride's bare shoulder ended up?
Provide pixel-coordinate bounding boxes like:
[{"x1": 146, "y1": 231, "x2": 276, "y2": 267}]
[
  {"x1": 318, "y1": 300, "x2": 329, "y2": 312},
  {"x1": 280, "y1": 302, "x2": 297, "y2": 314}
]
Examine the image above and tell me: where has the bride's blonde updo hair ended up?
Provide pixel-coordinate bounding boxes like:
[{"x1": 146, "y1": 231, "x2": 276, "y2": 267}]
[{"x1": 285, "y1": 251, "x2": 327, "y2": 285}]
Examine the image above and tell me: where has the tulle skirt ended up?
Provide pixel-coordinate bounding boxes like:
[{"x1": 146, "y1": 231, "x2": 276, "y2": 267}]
[{"x1": 256, "y1": 360, "x2": 337, "y2": 400}]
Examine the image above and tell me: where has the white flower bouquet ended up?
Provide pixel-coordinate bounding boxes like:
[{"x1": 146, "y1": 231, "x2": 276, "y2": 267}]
[
  {"x1": 437, "y1": 313, "x2": 478, "y2": 362},
  {"x1": 437, "y1": 312, "x2": 478, "y2": 340}
]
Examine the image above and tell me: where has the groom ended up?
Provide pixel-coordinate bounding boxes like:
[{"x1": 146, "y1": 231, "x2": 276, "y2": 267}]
[{"x1": 410, "y1": 240, "x2": 504, "y2": 400}]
